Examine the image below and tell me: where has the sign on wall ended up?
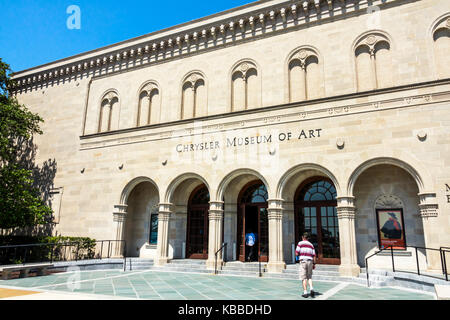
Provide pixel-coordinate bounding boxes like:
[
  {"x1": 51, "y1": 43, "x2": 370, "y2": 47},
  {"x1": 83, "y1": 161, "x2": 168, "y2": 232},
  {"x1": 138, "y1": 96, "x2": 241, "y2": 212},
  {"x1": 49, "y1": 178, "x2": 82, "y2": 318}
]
[
  {"x1": 446, "y1": 184, "x2": 450, "y2": 203},
  {"x1": 376, "y1": 209, "x2": 406, "y2": 250}
]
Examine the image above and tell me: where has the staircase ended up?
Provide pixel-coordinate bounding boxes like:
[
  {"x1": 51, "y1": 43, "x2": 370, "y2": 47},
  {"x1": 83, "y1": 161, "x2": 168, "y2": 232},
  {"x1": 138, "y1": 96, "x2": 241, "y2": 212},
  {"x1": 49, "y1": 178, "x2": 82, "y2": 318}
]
[
  {"x1": 123, "y1": 259, "x2": 431, "y2": 291},
  {"x1": 124, "y1": 258, "x2": 154, "y2": 271},
  {"x1": 149, "y1": 259, "x2": 211, "y2": 274}
]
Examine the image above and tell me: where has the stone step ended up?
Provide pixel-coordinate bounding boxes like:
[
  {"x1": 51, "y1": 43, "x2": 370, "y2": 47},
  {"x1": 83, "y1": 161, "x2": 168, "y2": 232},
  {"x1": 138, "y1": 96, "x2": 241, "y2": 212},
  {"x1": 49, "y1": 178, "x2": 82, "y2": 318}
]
[
  {"x1": 169, "y1": 259, "x2": 207, "y2": 265},
  {"x1": 148, "y1": 266, "x2": 212, "y2": 274}
]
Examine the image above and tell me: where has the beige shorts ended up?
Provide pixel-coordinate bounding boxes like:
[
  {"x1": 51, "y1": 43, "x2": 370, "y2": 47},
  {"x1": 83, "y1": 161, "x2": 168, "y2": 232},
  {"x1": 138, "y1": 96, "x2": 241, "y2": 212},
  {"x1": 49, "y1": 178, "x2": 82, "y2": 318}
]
[{"x1": 299, "y1": 260, "x2": 313, "y2": 280}]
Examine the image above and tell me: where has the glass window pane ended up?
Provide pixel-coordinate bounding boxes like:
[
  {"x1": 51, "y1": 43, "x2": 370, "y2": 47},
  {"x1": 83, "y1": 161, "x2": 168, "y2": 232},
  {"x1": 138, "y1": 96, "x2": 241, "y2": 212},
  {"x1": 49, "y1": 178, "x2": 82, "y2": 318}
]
[
  {"x1": 311, "y1": 207, "x2": 316, "y2": 217},
  {"x1": 303, "y1": 207, "x2": 310, "y2": 217},
  {"x1": 328, "y1": 217, "x2": 334, "y2": 227},
  {"x1": 149, "y1": 214, "x2": 158, "y2": 244}
]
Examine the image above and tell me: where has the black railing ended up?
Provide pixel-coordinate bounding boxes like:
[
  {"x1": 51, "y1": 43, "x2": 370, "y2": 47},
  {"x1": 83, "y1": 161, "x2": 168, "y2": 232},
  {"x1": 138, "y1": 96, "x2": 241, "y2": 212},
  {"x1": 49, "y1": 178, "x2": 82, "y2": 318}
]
[
  {"x1": 365, "y1": 245, "x2": 449, "y2": 287},
  {"x1": 258, "y1": 248, "x2": 267, "y2": 277},
  {"x1": 214, "y1": 242, "x2": 227, "y2": 275},
  {"x1": 0, "y1": 240, "x2": 126, "y2": 269}
]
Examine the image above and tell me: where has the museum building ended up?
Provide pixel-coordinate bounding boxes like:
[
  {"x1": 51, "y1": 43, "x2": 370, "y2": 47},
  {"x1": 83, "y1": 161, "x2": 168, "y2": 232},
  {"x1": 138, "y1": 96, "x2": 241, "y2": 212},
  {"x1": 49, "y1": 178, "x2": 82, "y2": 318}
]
[{"x1": 10, "y1": 0, "x2": 450, "y2": 276}]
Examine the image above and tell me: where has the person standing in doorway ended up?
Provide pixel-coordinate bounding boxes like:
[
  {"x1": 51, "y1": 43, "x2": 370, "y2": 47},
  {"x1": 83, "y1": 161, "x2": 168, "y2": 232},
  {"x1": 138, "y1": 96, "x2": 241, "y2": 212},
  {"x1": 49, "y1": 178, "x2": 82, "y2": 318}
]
[
  {"x1": 245, "y1": 228, "x2": 257, "y2": 262},
  {"x1": 296, "y1": 232, "x2": 317, "y2": 298}
]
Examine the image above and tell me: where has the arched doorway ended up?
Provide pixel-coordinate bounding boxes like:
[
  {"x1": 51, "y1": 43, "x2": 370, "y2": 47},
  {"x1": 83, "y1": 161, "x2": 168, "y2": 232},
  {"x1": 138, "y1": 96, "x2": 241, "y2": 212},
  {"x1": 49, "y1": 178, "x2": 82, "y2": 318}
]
[
  {"x1": 237, "y1": 181, "x2": 269, "y2": 262},
  {"x1": 294, "y1": 178, "x2": 340, "y2": 265},
  {"x1": 123, "y1": 179, "x2": 159, "y2": 257},
  {"x1": 186, "y1": 185, "x2": 210, "y2": 259}
]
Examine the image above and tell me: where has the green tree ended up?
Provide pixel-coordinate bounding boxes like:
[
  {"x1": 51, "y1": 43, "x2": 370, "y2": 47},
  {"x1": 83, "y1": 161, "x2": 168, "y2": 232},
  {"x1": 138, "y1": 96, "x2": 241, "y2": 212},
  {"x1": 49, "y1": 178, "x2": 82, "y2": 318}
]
[{"x1": 0, "y1": 58, "x2": 52, "y2": 228}]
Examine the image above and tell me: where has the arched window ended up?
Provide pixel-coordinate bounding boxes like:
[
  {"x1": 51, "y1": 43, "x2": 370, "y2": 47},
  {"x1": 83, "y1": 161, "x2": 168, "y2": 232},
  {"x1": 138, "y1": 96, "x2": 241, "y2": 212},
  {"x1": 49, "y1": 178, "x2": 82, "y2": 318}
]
[
  {"x1": 239, "y1": 183, "x2": 268, "y2": 204},
  {"x1": 288, "y1": 48, "x2": 323, "y2": 102},
  {"x1": 181, "y1": 72, "x2": 207, "y2": 119},
  {"x1": 296, "y1": 180, "x2": 337, "y2": 202},
  {"x1": 432, "y1": 17, "x2": 450, "y2": 79},
  {"x1": 354, "y1": 33, "x2": 393, "y2": 91},
  {"x1": 98, "y1": 91, "x2": 119, "y2": 133},
  {"x1": 137, "y1": 82, "x2": 160, "y2": 126},
  {"x1": 231, "y1": 61, "x2": 260, "y2": 112}
]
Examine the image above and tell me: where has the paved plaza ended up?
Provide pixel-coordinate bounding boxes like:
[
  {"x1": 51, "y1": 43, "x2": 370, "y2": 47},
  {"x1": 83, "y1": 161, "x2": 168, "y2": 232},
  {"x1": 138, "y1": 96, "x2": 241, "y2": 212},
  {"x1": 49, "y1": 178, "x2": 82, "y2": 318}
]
[{"x1": 0, "y1": 270, "x2": 435, "y2": 300}]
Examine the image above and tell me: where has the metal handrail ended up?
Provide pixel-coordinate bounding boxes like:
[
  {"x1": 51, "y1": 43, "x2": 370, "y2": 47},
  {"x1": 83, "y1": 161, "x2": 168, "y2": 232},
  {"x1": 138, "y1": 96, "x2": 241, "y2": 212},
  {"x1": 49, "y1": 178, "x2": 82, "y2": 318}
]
[
  {"x1": 365, "y1": 245, "x2": 449, "y2": 287},
  {"x1": 258, "y1": 247, "x2": 267, "y2": 277},
  {"x1": 214, "y1": 242, "x2": 227, "y2": 275},
  {"x1": 0, "y1": 240, "x2": 126, "y2": 267}
]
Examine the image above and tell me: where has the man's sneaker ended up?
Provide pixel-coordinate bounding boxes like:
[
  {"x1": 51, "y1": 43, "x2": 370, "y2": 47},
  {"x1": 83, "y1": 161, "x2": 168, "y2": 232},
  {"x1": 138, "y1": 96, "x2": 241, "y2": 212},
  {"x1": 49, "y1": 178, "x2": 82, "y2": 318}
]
[
  {"x1": 302, "y1": 293, "x2": 308, "y2": 298},
  {"x1": 310, "y1": 290, "x2": 315, "y2": 298}
]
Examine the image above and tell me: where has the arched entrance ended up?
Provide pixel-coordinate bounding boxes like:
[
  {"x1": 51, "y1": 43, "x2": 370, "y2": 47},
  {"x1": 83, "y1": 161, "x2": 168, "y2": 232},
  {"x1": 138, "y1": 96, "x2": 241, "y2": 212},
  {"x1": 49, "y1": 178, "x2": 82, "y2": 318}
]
[
  {"x1": 186, "y1": 185, "x2": 210, "y2": 259},
  {"x1": 294, "y1": 178, "x2": 340, "y2": 265},
  {"x1": 122, "y1": 179, "x2": 159, "y2": 257},
  {"x1": 237, "y1": 181, "x2": 269, "y2": 262}
]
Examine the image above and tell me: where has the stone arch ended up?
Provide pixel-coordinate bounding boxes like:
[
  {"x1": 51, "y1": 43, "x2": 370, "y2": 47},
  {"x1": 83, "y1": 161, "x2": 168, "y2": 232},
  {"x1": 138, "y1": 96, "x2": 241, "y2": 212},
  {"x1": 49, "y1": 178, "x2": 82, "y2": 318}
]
[
  {"x1": 352, "y1": 31, "x2": 394, "y2": 92},
  {"x1": 430, "y1": 13, "x2": 450, "y2": 79},
  {"x1": 285, "y1": 46, "x2": 324, "y2": 103},
  {"x1": 137, "y1": 81, "x2": 161, "y2": 126},
  {"x1": 216, "y1": 168, "x2": 271, "y2": 202},
  {"x1": 230, "y1": 59, "x2": 261, "y2": 112},
  {"x1": 119, "y1": 176, "x2": 160, "y2": 205},
  {"x1": 216, "y1": 168, "x2": 270, "y2": 262},
  {"x1": 276, "y1": 163, "x2": 341, "y2": 201},
  {"x1": 164, "y1": 172, "x2": 211, "y2": 204},
  {"x1": 163, "y1": 173, "x2": 211, "y2": 260},
  {"x1": 347, "y1": 157, "x2": 426, "y2": 197},
  {"x1": 98, "y1": 89, "x2": 120, "y2": 133},
  {"x1": 118, "y1": 177, "x2": 160, "y2": 257},
  {"x1": 350, "y1": 160, "x2": 427, "y2": 268},
  {"x1": 181, "y1": 71, "x2": 208, "y2": 119}
]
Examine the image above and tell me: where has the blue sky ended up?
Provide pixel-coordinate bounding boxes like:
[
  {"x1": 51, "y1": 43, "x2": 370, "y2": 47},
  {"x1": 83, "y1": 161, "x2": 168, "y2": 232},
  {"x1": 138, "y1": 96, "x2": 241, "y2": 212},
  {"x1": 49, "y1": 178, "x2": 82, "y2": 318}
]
[{"x1": 0, "y1": 0, "x2": 255, "y2": 73}]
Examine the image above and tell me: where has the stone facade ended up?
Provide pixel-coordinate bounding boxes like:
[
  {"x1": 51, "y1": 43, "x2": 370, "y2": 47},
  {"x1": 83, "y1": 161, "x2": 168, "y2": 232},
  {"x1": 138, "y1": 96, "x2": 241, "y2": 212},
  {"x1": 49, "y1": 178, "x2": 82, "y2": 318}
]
[{"x1": 10, "y1": 0, "x2": 450, "y2": 276}]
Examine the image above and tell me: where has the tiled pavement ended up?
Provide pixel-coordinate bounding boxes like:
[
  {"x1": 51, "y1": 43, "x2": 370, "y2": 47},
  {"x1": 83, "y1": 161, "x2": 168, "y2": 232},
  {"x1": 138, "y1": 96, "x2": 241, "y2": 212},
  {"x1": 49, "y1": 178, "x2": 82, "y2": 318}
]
[{"x1": 0, "y1": 270, "x2": 435, "y2": 300}]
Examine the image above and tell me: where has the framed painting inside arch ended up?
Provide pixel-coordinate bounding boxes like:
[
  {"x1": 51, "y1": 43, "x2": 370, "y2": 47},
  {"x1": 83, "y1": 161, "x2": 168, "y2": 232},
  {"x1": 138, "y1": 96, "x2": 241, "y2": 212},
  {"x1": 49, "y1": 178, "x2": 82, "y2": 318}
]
[{"x1": 376, "y1": 209, "x2": 407, "y2": 250}]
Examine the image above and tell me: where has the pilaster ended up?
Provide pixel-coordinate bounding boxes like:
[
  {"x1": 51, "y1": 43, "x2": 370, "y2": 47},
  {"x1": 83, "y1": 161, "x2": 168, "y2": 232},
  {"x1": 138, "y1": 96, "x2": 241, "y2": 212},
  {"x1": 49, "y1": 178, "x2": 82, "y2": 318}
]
[
  {"x1": 336, "y1": 196, "x2": 360, "y2": 277},
  {"x1": 206, "y1": 201, "x2": 225, "y2": 270},
  {"x1": 266, "y1": 199, "x2": 286, "y2": 273},
  {"x1": 155, "y1": 203, "x2": 174, "y2": 266}
]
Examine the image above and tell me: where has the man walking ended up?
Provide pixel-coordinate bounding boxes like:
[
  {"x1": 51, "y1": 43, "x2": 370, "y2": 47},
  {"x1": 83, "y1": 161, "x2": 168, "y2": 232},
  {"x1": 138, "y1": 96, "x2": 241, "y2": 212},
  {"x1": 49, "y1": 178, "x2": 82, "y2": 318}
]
[{"x1": 295, "y1": 232, "x2": 317, "y2": 298}]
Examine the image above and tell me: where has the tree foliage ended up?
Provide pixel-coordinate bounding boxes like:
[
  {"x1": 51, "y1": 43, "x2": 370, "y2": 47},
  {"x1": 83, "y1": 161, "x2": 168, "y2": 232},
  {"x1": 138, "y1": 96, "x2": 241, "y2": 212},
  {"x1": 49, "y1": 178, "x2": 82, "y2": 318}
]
[{"x1": 0, "y1": 58, "x2": 53, "y2": 229}]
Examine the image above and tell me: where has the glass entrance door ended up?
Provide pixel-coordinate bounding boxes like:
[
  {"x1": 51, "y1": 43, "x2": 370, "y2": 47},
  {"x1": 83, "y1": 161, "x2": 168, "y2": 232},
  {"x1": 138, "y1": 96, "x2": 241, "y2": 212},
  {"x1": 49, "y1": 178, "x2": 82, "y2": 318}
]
[
  {"x1": 298, "y1": 206, "x2": 339, "y2": 264},
  {"x1": 186, "y1": 185, "x2": 210, "y2": 259},
  {"x1": 186, "y1": 206, "x2": 209, "y2": 259},
  {"x1": 238, "y1": 182, "x2": 269, "y2": 262},
  {"x1": 295, "y1": 179, "x2": 340, "y2": 265}
]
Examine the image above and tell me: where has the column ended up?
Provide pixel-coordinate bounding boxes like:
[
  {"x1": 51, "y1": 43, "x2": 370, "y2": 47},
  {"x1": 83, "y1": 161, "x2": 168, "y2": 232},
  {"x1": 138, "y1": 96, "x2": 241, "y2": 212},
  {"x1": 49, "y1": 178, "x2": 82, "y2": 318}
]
[
  {"x1": 155, "y1": 203, "x2": 173, "y2": 266},
  {"x1": 206, "y1": 201, "x2": 224, "y2": 270},
  {"x1": 369, "y1": 47, "x2": 378, "y2": 90},
  {"x1": 267, "y1": 199, "x2": 286, "y2": 273},
  {"x1": 112, "y1": 204, "x2": 128, "y2": 257},
  {"x1": 336, "y1": 196, "x2": 361, "y2": 277},
  {"x1": 418, "y1": 192, "x2": 440, "y2": 271}
]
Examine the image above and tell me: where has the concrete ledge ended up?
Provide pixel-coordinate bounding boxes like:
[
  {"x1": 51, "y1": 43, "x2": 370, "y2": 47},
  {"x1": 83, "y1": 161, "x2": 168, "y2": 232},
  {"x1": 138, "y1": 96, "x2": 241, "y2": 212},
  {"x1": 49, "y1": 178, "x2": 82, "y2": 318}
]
[{"x1": 435, "y1": 285, "x2": 450, "y2": 300}]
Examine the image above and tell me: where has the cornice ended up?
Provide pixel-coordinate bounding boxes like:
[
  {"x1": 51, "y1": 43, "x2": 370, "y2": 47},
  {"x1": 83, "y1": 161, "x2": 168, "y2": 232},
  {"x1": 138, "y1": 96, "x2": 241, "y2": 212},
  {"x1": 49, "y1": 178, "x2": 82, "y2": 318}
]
[{"x1": 10, "y1": 0, "x2": 402, "y2": 93}]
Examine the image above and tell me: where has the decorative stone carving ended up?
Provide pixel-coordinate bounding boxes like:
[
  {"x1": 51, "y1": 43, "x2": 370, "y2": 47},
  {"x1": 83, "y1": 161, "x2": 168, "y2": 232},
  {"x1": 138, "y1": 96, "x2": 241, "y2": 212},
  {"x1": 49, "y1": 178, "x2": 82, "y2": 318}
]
[
  {"x1": 102, "y1": 91, "x2": 118, "y2": 104},
  {"x1": 419, "y1": 204, "x2": 438, "y2": 218},
  {"x1": 374, "y1": 194, "x2": 404, "y2": 209}
]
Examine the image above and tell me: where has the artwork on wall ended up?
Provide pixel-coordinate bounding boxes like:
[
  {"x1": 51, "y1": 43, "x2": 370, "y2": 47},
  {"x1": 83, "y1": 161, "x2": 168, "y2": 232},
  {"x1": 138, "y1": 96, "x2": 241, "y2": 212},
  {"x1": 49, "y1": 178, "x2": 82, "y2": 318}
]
[{"x1": 376, "y1": 208, "x2": 406, "y2": 249}]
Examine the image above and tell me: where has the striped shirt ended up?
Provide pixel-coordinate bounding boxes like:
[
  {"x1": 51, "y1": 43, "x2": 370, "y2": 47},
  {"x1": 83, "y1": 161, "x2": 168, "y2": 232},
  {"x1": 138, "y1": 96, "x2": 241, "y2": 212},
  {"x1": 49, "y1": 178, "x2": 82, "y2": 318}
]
[{"x1": 296, "y1": 240, "x2": 316, "y2": 261}]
